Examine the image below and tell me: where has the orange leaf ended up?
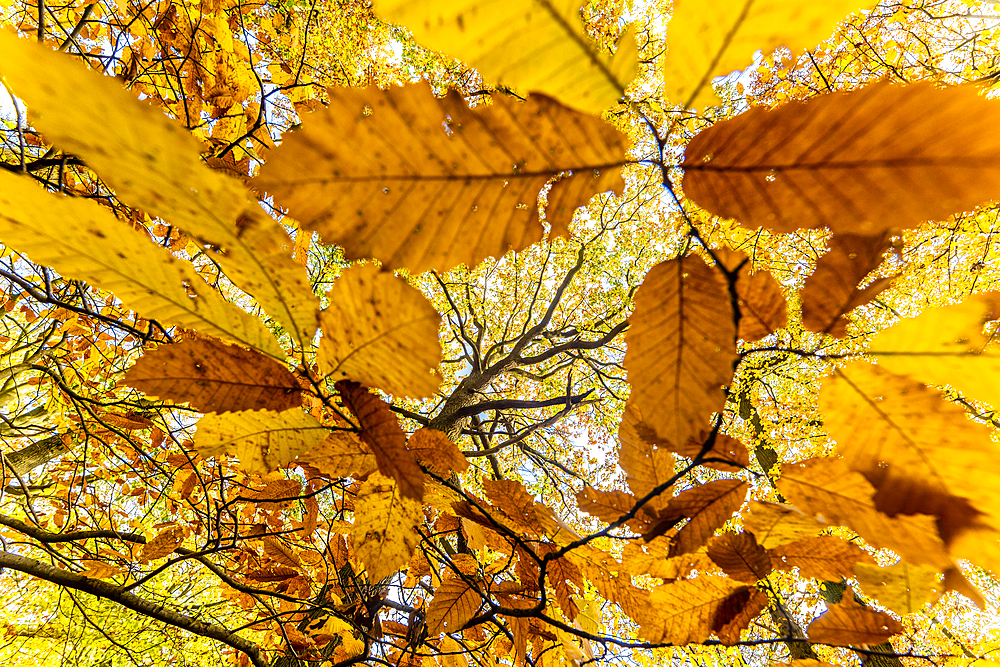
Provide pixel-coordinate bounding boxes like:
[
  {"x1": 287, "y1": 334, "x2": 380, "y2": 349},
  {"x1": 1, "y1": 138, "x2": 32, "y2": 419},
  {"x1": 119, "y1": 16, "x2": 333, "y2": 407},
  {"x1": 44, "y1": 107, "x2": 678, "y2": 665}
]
[
  {"x1": 638, "y1": 576, "x2": 744, "y2": 644},
  {"x1": 715, "y1": 248, "x2": 787, "y2": 341},
  {"x1": 648, "y1": 479, "x2": 747, "y2": 556},
  {"x1": 807, "y1": 589, "x2": 903, "y2": 646},
  {"x1": 425, "y1": 577, "x2": 483, "y2": 635},
  {"x1": 263, "y1": 537, "x2": 301, "y2": 568},
  {"x1": 714, "y1": 587, "x2": 769, "y2": 645},
  {"x1": 706, "y1": 532, "x2": 772, "y2": 583},
  {"x1": 142, "y1": 526, "x2": 185, "y2": 561},
  {"x1": 771, "y1": 535, "x2": 875, "y2": 581},
  {"x1": 408, "y1": 428, "x2": 469, "y2": 477}
]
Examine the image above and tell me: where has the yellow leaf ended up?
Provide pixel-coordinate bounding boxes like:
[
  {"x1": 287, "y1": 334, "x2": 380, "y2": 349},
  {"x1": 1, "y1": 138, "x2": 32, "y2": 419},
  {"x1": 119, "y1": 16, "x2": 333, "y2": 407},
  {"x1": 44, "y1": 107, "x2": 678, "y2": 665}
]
[
  {"x1": 854, "y1": 562, "x2": 940, "y2": 616},
  {"x1": 376, "y1": 0, "x2": 637, "y2": 113},
  {"x1": 706, "y1": 532, "x2": 772, "y2": 583},
  {"x1": 408, "y1": 428, "x2": 469, "y2": 476},
  {"x1": 194, "y1": 409, "x2": 330, "y2": 473},
  {"x1": 319, "y1": 265, "x2": 442, "y2": 399},
  {"x1": 807, "y1": 588, "x2": 902, "y2": 646},
  {"x1": 351, "y1": 472, "x2": 422, "y2": 583},
  {"x1": 425, "y1": 576, "x2": 483, "y2": 635},
  {"x1": 870, "y1": 293, "x2": 1000, "y2": 409},
  {"x1": 682, "y1": 82, "x2": 1000, "y2": 233},
  {"x1": 743, "y1": 501, "x2": 823, "y2": 549},
  {"x1": 623, "y1": 256, "x2": 737, "y2": 449},
  {"x1": 656, "y1": 480, "x2": 747, "y2": 556},
  {"x1": 771, "y1": 535, "x2": 875, "y2": 581},
  {"x1": 79, "y1": 560, "x2": 124, "y2": 579},
  {"x1": 0, "y1": 31, "x2": 319, "y2": 347},
  {"x1": 298, "y1": 431, "x2": 378, "y2": 480},
  {"x1": 0, "y1": 171, "x2": 282, "y2": 357},
  {"x1": 123, "y1": 336, "x2": 302, "y2": 413},
  {"x1": 617, "y1": 402, "x2": 678, "y2": 512},
  {"x1": 665, "y1": 0, "x2": 874, "y2": 109},
  {"x1": 638, "y1": 576, "x2": 744, "y2": 644},
  {"x1": 142, "y1": 525, "x2": 185, "y2": 561},
  {"x1": 255, "y1": 84, "x2": 626, "y2": 272}
]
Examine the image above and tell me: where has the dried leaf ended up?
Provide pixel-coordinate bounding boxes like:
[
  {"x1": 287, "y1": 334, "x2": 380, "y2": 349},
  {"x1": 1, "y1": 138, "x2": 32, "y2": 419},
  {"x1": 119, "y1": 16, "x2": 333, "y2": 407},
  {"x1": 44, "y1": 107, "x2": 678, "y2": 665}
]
[
  {"x1": 653, "y1": 480, "x2": 747, "y2": 556},
  {"x1": 771, "y1": 535, "x2": 875, "y2": 581},
  {"x1": 79, "y1": 560, "x2": 124, "y2": 579},
  {"x1": 320, "y1": 265, "x2": 442, "y2": 399},
  {"x1": 706, "y1": 532, "x2": 772, "y2": 583},
  {"x1": 617, "y1": 402, "x2": 678, "y2": 511},
  {"x1": 576, "y1": 487, "x2": 657, "y2": 533},
  {"x1": 743, "y1": 501, "x2": 823, "y2": 549},
  {"x1": 408, "y1": 428, "x2": 469, "y2": 477},
  {"x1": 256, "y1": 84, "x2": 626, "y2": 272},
  {"x1": 638, "y1": 576, "x2": 745, "y2": 644},
  {"x1": 124, "y1": 337, "x2": 302, "y2": 413},
  {"x1": 682, "y1": 82, "x2": 1000, "y2": 233},
  {"x1": 194, "y1": 409, "x2": 329, "y2": 473},
  {"x1": 426, "y1": 577, "x2": 483, "y2": 635},
  {"x1": 624, "y1": 256, "x2": 737, "y2": 448},
  {"x1": 377, "y1": 1, "x2": 636, "y2": 113},
  {"x1": 807, "y1": 589, "x2": 903, "y2": 646},
  {"x1": 336, "y1": 381, "x2": 424, "y2": 501},
  {"x1": 299, "y1": 431, "x2": 378, "y2": 480},
  {"x1": 351, "y1": 472, "x2": 422, "y2": 583},
  {"x1": 714, "y1": 587, "x2": 769, "y2": 645},
  {"x1": 263, "y1": 537, "x2": 301, "y2": 568},
  {"x1": 715, "y1": 248, "x2": 787, "y2": 341},
  {"x1": 482, "y1": 479, "x2": 543, "y2": 534},
  {"x1": 142, "y1": 526, "x2": 185, "y2": 561},
  {"x1": 854, "y1": 562, "x2": 939, "y2": 616}
]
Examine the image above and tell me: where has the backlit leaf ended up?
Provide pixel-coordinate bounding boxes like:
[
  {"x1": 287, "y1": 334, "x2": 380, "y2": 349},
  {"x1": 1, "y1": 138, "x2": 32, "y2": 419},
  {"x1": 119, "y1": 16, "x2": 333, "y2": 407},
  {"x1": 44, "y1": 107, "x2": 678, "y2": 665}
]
[
  {"x1": 256, "y1": 84, "x2": 627, "y2": 272},
  {"x1": 194, "y1": 409, "x2": 329, "y2": 473},
  {"x1": 714, "y1": 587, "x2": 769, "y2": 645},
  {"x1": 617, "y1": 402, "x2": 679, "y2": 511},
  {"x1": 351, "y1": 472, "x2": 423, "y2": 583},
  {"x1": 807, "y1": 589, "x2": 902, "y2": 646},
  {"x1": 299, "y1": 431, "x2": 378, "y2": 479},
  {"x1": 123, "y1": 336, "x2": 302, "y2": 413},
  {"x1": 576, "y1": 487, "x2": 658, "y2": 533},
  {"x1": 706, "y1": 532, "x2": 772, "y2": 583},
  {"x1": 771, "y1": 535, "x2": 875, "y2": 581},
  {"x1": 716, "y1": 249, "x2": 787, "y2": 342},
  {"x1": 407, "y1": 428, "x2": 469, "y2": 477},
  {"x1": 854, "y1": 562, "x2": 939, "y2": 616},
  {"x1": 638, "y1": 576, "x2": 744, "y2": 644},
  {"x1": 743, "y1": 501, "x2": 823, "y2": 549},
  {"x1": 653, "y1": 479, "x2": 747, "y2": 556},
  {"x1": 376, "y1": 0, "x2": 637, "y2": 113},
  {"x1": 624, "y1": 256, "x2": 737, "y2": 448},
  {"x1": 142, "y1": 526, "x2": 185, "y2": 562},
  {"x1": 426, "y1": 577, "x2": 483, "y2": 635},
  {"x1": 320, "y1": 265, "x2": 441, "y2": 399},
  {"x1": 682, "y1": 82, "x2": 1000, "y2": 233}
]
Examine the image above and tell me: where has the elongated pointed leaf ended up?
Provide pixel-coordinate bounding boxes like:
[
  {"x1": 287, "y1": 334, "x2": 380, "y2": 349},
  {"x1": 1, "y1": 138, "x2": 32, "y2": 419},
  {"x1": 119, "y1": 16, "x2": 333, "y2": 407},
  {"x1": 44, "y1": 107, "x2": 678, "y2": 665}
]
[
  {"x1": 256, "y1": 84, "x2": 626, "y2": 272},
  {"x1": 0, "y1": 171, "x2": 282, "y2": 357},
  {"x1": 683, "y1": 82, "x2": 1000, "y2": 232},
  {"x1": 377, "y1": 0, "x2": 637, "y2": 113},
  {"x1": 638, "y1": 576, "x2": 745, "y2": 644},
  {"x1": 194, "y1": 409, "x2": 329, "y2": 473},
  {"x1": 0, "y1": 31, "x2": 319, "y2": 347},
  {"x1": 425, "y1": 577, "x2": 483, "y2": 635},
  {"x1": 807, "y1": 591, "x2": 902, "y2": 646},
  {"x1": 351, "y1": 472, "x2": 423, "y2": 583},
  {"x1": 771, "y1": 535, "x2": 874, "y2": 581}
]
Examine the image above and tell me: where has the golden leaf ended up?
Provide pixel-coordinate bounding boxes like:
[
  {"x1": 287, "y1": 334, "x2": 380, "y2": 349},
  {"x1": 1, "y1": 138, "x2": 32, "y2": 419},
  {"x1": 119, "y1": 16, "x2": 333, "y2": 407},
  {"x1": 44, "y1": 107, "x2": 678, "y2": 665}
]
[
  {"x1": 638, "y1": 576, "x2": 745, "y2": 644},
  {"x1": 425, "y1": 577, "x2": 483, "y2": 635},
  {"x1": 124, "y1": 336, "x2": 302, "y2": 413},
  {"x1": 194, "y1": 409, "x2": 329, "y2": 473},
  {"x1": 408, "y1": 428, "x2": 469, "y2": 477},
  {"x1": 743, "y1": 501, "x2": 823, "y2": 549},
  {"x1": 715, "y1": 587, "x2": 769, "y2": 645},
  {"x1": 142, "y1": 526, "x2": 185, "y2": 561},
  {"x1": 0, "y1": 171, "x2": 281, "y2": 357},
  {"x1": 576, "y1": 487, "x2": 657, "y2": 533},
  {"x1": 854, "y1": 562, "x2": 939, "y2": 616},
  {"x1": 624, "y1": 256, "x2": 736, "y2": 448},
  {"x1": 376, "y1": 0, "x2": 637, "y2": 113},
  {"x1": 665, "y1": 0, "x2": 875, "y2": 109},
  {"x1": 255, "y1": 84, "x2": 626, "y2": 272},
  {"x1": 336, "y1": 381, "x2": 424, "y2": 501},
  {"x1": 870, "y1": 293, "x2": 1000, "y2": 408},
  {"x1": 807, "y1": 588, "x2": 902, "y2": 646},
  {"x1": 771, "y1": 535, "x2": 875, "y2": 581},
  {"x1": 0, "y1": 32, "x2": 319, "y2": 347},
  {"x1": 482, "y1": 479, "x2": 543, "y2": 534},
  {"x1": 263, "y1": 537, "x2": 301, "y2": 568},
  {"x1": 79, "y1": 560, "x2": 124, "y2": 579},
  {"x1": 319, "y1": 265, "x2": 442, "y2": 399},
  {"x1": 351, "y1": 472, "x2": 422, "y2": 583},
  {"x1": 706, "y1": 532, "x2": 772, "y2": 583},
  {"x1": 298, "y1": 431, "x2": 378, "y2": 480},
  {"x1": 715, "y1": 248, "x2": 787, "y2": 341},
  {"x1": 682, "y1": 82, "x2": 1000, "y2": 233},
  {"x1": 617, "y1": 402, "x2": 678, "y2": 511},
  {"x1": 653, "y1": 480, "x2": 748, "y2": 557}
]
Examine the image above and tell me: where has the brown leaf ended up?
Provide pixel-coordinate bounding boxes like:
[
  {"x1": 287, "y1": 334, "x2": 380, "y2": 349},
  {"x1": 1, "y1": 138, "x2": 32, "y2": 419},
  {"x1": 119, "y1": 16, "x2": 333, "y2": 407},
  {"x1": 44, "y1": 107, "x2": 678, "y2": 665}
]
[
  {"x1": 652, "y1": 480, "x2": 747, "y2": 556},
  {"x1": 624, "y1": 256, "x2": 737, "y2": 448},
  {"x1": 142, "y1": 526, "x2": 185, "y2": 561},
  {"x1": 255, "y1": 84, "x2": 626, "y2": 273},
  {"x1": 336, "y1": 381, "x2": 423, "y2": 501},
  {"x1": 638, "y1": 576, "x2": 744, "y2": 644},
  {"x1": 246, "y1": 567, "x2": 300, "y2": 582},
  {"x1": 801, "y1": 232, "x2": 898, "y2": 337},
  {"x1": 576, "y1": 487, "x2": 657, "y2": 533},
  {"x1": 677, "y1": 431, "x2": 751, "y2": 472},
  {"x1": 123, "y1": 337, "x2": 302, "y2": 413},
  {"x1": 807, "y1": 589, "x2": 903, "y2": 646},
  {"x1": 714, "y1": 587, "x2": 769, "y2": 645},
  {"x1": 248, "y1": 479, "x2": 303, "y2": 509},
  {"x1": 617, "y1": 402, "x2": 678, "y2": 512},
  {"x1": 299, "y1": 430, "x2": 378, "y2": 480},
  {"x1": 771, "y1": 535, "x2": 875, "y2": 581},
  {"x1": 263, "y1": 537, "x2": 301, "y2": 568},
  {"x1": 682, "y1": 81, "x2": 1000, "y2": 234},
  {"x1": 408, "y1": 428, "x2": 469, "y2": 477},
  {"x1": 79, "y1": 560, "x2": 124, "y2": 579},
  {"x1": 482, "y1": 479, "x2": 543, "y2": 534},
  {"x1": 706, "y1": 532, "x2": 772, "y2": 583},
  {"x1": 743, "y1": 501, "x2": 823, "y2": 549},
  {"x1": 715, "y1": 248, "x2": 787, "y2": 341},
  {"x1": 425, "y1": 577, "x2": 483, "y2": 635}
]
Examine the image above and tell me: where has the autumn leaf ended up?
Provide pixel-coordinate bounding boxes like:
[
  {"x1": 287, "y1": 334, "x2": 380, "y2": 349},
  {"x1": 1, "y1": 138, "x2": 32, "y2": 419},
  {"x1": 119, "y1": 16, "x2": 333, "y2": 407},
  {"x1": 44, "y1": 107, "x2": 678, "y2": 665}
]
[
  {"x1": 771, "y1": 535, "x2": 875, "y2": 581},
  {"x1": 351, "y1": 472, "x2": 422, "y2": 583},
  {"x1": 854, "y1": 562, "x2": 939, "y2": 616},
  {"x1": 482, "y1": 479, "x2": 543, "y2": 534},
  {"x1": 407, "y1": 428, "x2": 469, "y2": 477},
  {"x1": 0, "y1": 31, "x2": 319, "y2": 347},
  {"x1": 617, "y1": 402, "x2": 679, "y2": 511},
  {"x1": 194, "y1": 409, "x2": 330, "y2": 473},
  {"x1": 0, "y1": 171, "x2": 282, "y2": 357},
  {"x1": 299, "y1": 430, "x2": 378, "y2": 479},
  {"x1": 800, "y1": 231, "x2": 898, "y2": 337},
  {"x1": 576, "y1": 487, "x2": 657, "y2": 533},
  {"x1": 715, "y1": 587, "x2": 769, "y2": 645},
  {"x1": 255, "y1": 84, "x2": 626, "y2": 272},
  {"x1": 425, "y1": 577, "x2": 483, "y2": 635},
  {"x1": 682, "y1": 82, "x2": 1000, "y2": 233},
  {"x1": 637, "y1": 576, "x2": 745, "y2": 644},
  {"x1": 79, "y1": 560, "x2": 124, "y2": 579},
  {"x1": 678, "y1": 431, "x2": 751, "y2": 473},
  {"x1": 262, "y1": 537, "x2": 301, "y2": 568},
  {"x1": 807, "y1": 588, "x2": 903, "y2": 646},
  {"x1": 715, "y1": 249, "x2": 787, "y2": 342},
  {"x1": 743, "y1": 501, "x2": 823, "y2": 549},
  {"x1": 376, "y1": 0, "x2": 637, "y2": 113},
  {"x1": 665, "y1": 0, "x2": 876, "y2": 109},
  {"x1": 624, "y1": 256, "x2": 736, "y2": 448},
  {"x1": 123, "y1": 336, "x2": 302, "y2": 413},
  {"x1": 142, "y1": 526, "x2": 185, "y2": 562},
  {"x1": 336, "y1": 380, "x2": 424, "y2": 501},
  {"x1": 319, "y1": 265, "x2": 441, "y2": 399},
  {"x1": 650, "y1": 479, "x2": 747, "y2": 556},
  {"x1": 706, "y1": 532, "x2": 772, "y2": 583},
  {"x1": 870, "y1": 293, "x2": 1000, "y2": 408}
]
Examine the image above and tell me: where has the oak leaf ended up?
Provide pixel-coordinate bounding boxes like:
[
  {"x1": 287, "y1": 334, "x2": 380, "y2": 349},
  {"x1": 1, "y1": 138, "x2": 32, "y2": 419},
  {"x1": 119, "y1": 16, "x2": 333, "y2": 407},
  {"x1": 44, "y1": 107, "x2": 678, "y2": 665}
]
[
  {"x1": 351, "y1": 472, "x2": 422, "y2": 583},
  {"x1": 194, "y1": 409, "x2": 329, "y2": 473},
  {"x1": 854, "y1": 562, "x2": 939, "y2": 616},
  {"x1": 807, "y1": 588, "x2": 902, "y2": 646},
  {"x1": 706, "y1": 532, "x2": 772, "y2": 583},
  {"x1": 124, "y1": 337, "x2": 302, "y2": 413},
  {"x1": 320, "y1": 265, "x2": 442, "y2": 399},
  {"x1": 771, "y1": 535, "x2": 875, "y2": 581},
  {"x1": 624, "y1": 256, "x2": 737, "y2": 449},
  {"x1": 682, "y1": 82, "x2": 1000, "y2": 233},
  {"x1": 376, "y1": 0, "x2": 637, "y2": 113},
  {"x1": 336, "y1": 381, "x2": 424, "y2": 501},
  {"x1": 256, "y1": 84, "x2": 626, "y2": 272}
]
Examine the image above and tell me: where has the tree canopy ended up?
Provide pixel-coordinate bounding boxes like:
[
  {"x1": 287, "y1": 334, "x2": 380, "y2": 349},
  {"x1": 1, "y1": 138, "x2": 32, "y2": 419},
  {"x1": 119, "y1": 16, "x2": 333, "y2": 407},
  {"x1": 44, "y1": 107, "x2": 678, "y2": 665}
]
[{"x1": 1, "y1": 1, "x2": 1000, "y2": 667}]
